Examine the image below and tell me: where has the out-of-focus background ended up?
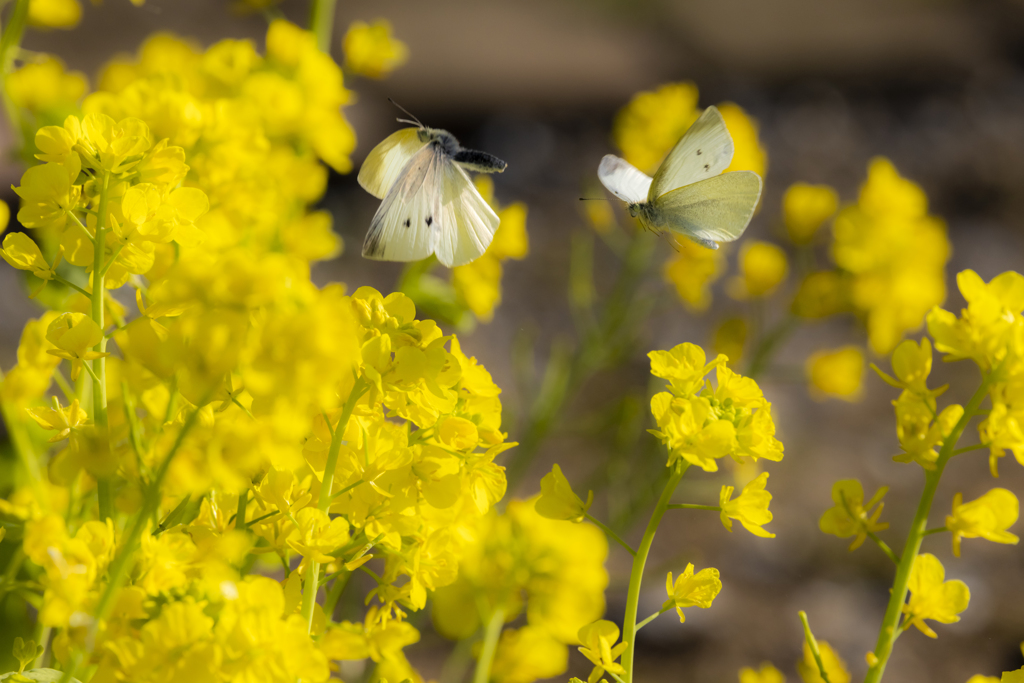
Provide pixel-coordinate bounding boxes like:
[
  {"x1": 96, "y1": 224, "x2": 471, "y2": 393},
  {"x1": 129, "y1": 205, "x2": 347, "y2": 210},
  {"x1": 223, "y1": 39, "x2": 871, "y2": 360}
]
[{"x1": 3, "y1": 1, "x2": 1024, "y2": 681}]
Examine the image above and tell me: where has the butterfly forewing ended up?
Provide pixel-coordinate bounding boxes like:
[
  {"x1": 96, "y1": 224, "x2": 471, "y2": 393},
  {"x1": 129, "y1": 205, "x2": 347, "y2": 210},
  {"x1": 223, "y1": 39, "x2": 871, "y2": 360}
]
[
  {"x1": 649, "y1": 106, "x2": 734, "y2": 200},
  {"x1": 358, "y1": 128, "x2": 427, "y2": 199},
  {"x1": 362, "y1": 145, "x2": 443, "y2": 262},
  {"x1": 598, "y1": 155, "x2": 653, "y2": 204},
  {"x1": 652, "y1": 170, "x2": 761, "y2": 246},
  {"x1": 436, "y1": 163, "x2": 500, "y2": 267}
]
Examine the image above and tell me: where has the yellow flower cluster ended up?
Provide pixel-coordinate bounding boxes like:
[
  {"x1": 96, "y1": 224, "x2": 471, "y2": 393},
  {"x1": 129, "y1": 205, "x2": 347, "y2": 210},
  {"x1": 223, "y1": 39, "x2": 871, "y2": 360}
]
[
  {"x1": 432, "y1": 499, "x2": 608, "y2": 683},
  {"x1": 928, "y1": 270, "x2": 1024, "y2": 475},
  {"x1": 648, "y1": 343, "x2": 784, "y2": 473},
  {"x1": 832, "y1": 158, "x2": 950, "y2": 355},
  {"x1": 0, "y1": 20, "x2": 516, "y2": 683}
]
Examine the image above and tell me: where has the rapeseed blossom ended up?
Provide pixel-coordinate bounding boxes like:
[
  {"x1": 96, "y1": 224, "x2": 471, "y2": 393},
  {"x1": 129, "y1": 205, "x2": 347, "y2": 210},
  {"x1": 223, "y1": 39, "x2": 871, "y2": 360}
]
[
  {"x1": 342, "y1": 19, "x2": 409, "y2": 79},
  {"x1": 902, "y1": 553, "x2": 970, "y2": 638},
  {"x1": 663, "y1": 238, "x2": 725, "y2": 311},
  {"x1": 663, "y1": 564, "x2": 722, "y2": 622},
  {"x1": 819, "y1": 479, "x2": 889, "y2": 550},
  {"x1": 946, "y1": 489, "x2": 1019, "y2": 557},
  {"x1": 806, "y1": 346, "x2": 865, "y2": 401},
  {"x1": 740, "y1": 663, "x2": 786, "y2": 683},
  {"x1": 832, "y1": 158, "x2": 950, "y2": 355},
  {"x1": 728, "y1": 241, "x2": 788, "y2": 300},
  {"x1": 720, "y1": 472, "x2": 775, "y2": 538},
  {"x1": 784, "y1": 183, "x2": 838, "y2": 245}
]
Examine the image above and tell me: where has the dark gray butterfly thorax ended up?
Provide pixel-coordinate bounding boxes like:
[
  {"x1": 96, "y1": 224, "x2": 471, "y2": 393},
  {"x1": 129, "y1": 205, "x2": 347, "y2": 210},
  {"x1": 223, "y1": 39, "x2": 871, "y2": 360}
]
[{"x1": 419, "y1": 127, "x2": 506, "y2": 174}]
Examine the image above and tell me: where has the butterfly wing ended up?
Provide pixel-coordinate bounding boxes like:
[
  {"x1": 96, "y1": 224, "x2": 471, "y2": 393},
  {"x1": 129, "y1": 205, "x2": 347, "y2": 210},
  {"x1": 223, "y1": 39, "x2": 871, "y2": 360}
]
[
  {"x1": 362, "y1": 145, "x2": 443, "y2": 262},
  {"x1": 358, "y1": 128, "x2": 428, "y2": 199},
  {"x1": 652, "y1": 170, "x2": 762, "y2": 248},
  {"x1": 649, "y1": 106, "x2": 734, "y2": 200},
  {"x1": 436, "y1": 162, "x2": 500, "y2": 267},
  {"x1": 598, "y1": 155, "x2": 652, "y2": 204}
]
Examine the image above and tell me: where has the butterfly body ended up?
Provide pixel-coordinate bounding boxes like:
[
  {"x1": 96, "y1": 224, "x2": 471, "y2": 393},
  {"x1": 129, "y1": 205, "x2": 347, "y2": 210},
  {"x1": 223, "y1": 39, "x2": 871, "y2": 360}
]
[
  {"x1": 598, "y1": 105, "x2": 762, "y2": 250},
  {"x1": 358, "y1": 125, "x2": 506, "y2": 267}
]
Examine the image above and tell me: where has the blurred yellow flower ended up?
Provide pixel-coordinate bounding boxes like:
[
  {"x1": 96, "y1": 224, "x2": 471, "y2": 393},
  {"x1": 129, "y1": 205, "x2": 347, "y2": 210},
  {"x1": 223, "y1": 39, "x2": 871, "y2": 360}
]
[
  {"x1": 613, "y1": 81, "x2": 700, "y2": 174},
  {"x1": 578, "y1": 620, "x2": 627, "y2": 683},
  {"x1": 833, "y1": 158, "x2": 949, "y2": 355},
  {"x1": 535, "y1": 464, "x2": 593, "y2": 523},
  {"x1": 719, "y1": 102, "x2": 767, "y2": 178},
  {"x1": 797, "y1": 641, "x2": 850, "y2": 683},
  {"x1": 819, "y1": 479, "x2": 888, "y2": 550},
  {"x1": 946, "y1": 489, "x2": 1019, "y2": 557},
  {"x1": 28, "y1": 0, "x2": 81, "y2": 28},
  {"x1": 491, "y1": 626, "x2": 568, "y2": 683},
  {"x1": 783, "y1": 183, "x2": 838, "y2": 245},
  {"x1": 902, "y1": 553, "x2": 970, "y2": 638},
  {"x1": 791, "y1": 271, "x2": 848, "y2": 319},
  {"x1": 343, "y1": 19, "x2": 409, "y2": 79},
  {"x1": 7, "y1": 57, "x2": 88, "y2": 118},
  {"x1": 728, "y1": 240, "x2": 788, "y2": 300},
  {"x1": 663, "y1": 239, "x2": 725, "y2": 311},
  {"x1": 806, "y1": 346, "x2": 865, "y2": 401},
  {"x1": 740, "y1": 663, "x2": 786, "y2": 683}
]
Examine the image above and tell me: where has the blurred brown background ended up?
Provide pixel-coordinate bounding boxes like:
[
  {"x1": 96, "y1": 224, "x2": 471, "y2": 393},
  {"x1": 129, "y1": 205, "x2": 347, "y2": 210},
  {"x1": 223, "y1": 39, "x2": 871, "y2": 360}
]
[{"x1": 3, "y1": 0, "x2": 1024, "y2": 681}]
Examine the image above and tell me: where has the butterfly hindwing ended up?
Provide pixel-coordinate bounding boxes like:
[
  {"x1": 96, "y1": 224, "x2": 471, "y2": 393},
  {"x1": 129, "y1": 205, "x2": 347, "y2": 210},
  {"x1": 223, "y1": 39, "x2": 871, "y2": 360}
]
[
  {"x1": 652, "y1": 170, "x2": 762, "y2": 246},
  {"x1": 358, "y1": 128, "x2": 428, "y2": 199},
  {"x1": 362, "y1": 145, "x2": 443, "y2": 262},
  {"x1": 649, "y1": 106, "x2": 734, "y2": 200},
  {"x1": 598, "y1": 154, "x2": 652, "y2": 204},
  {"x1": 436, "y1": 163, "x2": 500, "y2": 267}
]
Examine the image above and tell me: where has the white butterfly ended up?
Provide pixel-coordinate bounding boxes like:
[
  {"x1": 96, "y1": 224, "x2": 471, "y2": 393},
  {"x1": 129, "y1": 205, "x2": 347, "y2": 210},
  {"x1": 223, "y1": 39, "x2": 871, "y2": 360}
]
[
  {"x1": 358, "y1": 119, "x2": 507, "y2": 267},
  {"x1": 597, "y1": 105, "x2": 762, "y2": 250}
]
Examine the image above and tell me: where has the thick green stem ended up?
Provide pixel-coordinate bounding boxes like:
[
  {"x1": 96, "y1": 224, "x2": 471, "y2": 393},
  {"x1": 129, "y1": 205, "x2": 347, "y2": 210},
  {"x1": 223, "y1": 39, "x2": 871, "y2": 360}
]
[
  {"x1": 91, "y1": 173, "x2": 112, "y2": 520},
  {"x1": 621, "y1": 462, "x2": 688, "y2": 683},
  {"x1": 473, "y1": 606, "x2": 506, "y2": 683},
  {"x1": 235, "y1": 490, "x2": 248, "y2": 532},
  {"x1": 58, "y1": 397, "x2": 207, "y2": 683},
  {"x1": 863, "y1": 374, "x2": 993, "y2": 683},
  {"x1": 301, "y1": 378, "x2": 366, "y2": 633},
  {"x1": 309, "y1": 0, "x2": 338, "y2": 52}
]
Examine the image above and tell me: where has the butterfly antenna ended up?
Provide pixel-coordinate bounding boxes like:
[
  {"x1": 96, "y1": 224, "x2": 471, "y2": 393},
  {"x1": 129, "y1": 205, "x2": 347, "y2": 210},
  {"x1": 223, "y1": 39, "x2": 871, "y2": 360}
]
[
  {"x1": 388, "y1": 98, "x2": 424, "y2": 128},
  {"x1": 578, "y1": 197, "x2": 609, "y2": 201}
]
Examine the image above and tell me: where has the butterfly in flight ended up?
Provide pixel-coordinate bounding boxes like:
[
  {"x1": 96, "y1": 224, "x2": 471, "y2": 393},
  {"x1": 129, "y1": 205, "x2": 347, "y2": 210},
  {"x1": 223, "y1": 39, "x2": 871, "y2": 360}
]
[
  {"x1": 358, "y1": 105, "x2": 507, "y2": 267},
  {"x1": 597, "y1": 105, "x2": 761, "y2": 250}
]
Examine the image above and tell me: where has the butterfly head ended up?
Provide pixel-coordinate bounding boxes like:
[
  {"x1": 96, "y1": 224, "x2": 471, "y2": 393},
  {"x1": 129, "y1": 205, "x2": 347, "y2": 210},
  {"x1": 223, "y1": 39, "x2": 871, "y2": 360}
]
[
  {"x1": 628, "y1": 203, "x2": 639, "y2": 218},
  {"x1": 419, "y1": 128, "x2": 459, "y2": 156}
]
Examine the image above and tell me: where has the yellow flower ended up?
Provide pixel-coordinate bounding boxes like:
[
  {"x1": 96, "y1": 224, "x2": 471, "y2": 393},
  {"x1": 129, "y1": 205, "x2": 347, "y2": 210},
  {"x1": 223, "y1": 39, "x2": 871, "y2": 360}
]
[
  {"x1": 893, "y1": 392, "x2": 962, "y2": 469},
  {"x1": 902, "y1": 553, "x2": 970, "y2": 638},
  {"x1": 728, "y1": 241, "x2": 788, "y2": 300},
  {"x1": 946, "y1": 489, "x2": 1019, "y2": 557},
  {"x1": 833, "y1": 158, "x2": 950, "y2": 354},
  {"x1": 806, "y1": 346, "x2": 865, "y2": 401},
  {"x1": 613, "y1": 81, "x2": 700, "y2": 174},
  {"x1": 342, "y1": 19, "x2": 409, "y2": 79},
  {"x1": 965, "y1": 676, "x2": 1000, "y2": 683},
  {"x1": 44, "y1": 312, "x2": 109, "y2": 380},
  {"x1": 535, "y1": 464, "x2": 593, "y2": 523},
  {"x1": 7, "y1": 56, "x2": 88, "y2": 117},
  {"x1": 783, "y1": 183, "x2": 838, "y2": 245},
  {"x1": 663, "y1": 239, "x2": 725, "y2": 311},
  {"x1": 740, "y1": 663, "x2": 786, "y2": 683},
  {"x1": 577, "y1": 620, "x2": 627, "y2": 683},
  {"x1": 663, "y1": 564, "x2": 721, "y2": 622},
  {"x1": 1, "y1": 233, "x2": 64, "y2": 296},
  {"x1": 819, "y1": 479, "x2": 889, "y2": 551},
  {"x1": 25, "y1": 398, "x2": 88, "y2": 443},
  {"x1": 796, "y1": 641, "x2": 850, "y2": 683},
  {"x1": 13, "y1": 159, "x2": 81, "y2": 231},
  {"x1": 720, "y1": 472, "x2": 775, "y2": 538},
  {"x1": 491, "y1": 626, "x2": 569, "y2": 683},
  {"x1": 719, "y1": 102, "x2": 767, "y2": 178},
  {"x1": 28, "y1": 0, "x2": 81, "y2": 28}
]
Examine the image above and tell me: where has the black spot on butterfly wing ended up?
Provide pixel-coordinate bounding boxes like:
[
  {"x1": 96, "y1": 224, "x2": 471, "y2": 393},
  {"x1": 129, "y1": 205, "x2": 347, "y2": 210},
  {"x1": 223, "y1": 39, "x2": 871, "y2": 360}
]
[
  {"x1": 426, "y1": 216, "x2": 433, "y2": 227},
  {"x1": 404, "y1": 218, "x2": 411, "y2": 228},
  {"x1": 704, "y1": 164, "x2": 710, "y2": 171},
  {"x1": 696, "y1": 149, "x2": 702, "y2": 155}
]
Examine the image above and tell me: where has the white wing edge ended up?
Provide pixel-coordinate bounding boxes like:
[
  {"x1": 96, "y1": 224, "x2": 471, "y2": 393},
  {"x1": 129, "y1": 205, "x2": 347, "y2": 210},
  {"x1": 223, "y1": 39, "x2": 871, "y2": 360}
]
[{"x1": 598, "y1": 155, "x2": 652, "y2": 204}]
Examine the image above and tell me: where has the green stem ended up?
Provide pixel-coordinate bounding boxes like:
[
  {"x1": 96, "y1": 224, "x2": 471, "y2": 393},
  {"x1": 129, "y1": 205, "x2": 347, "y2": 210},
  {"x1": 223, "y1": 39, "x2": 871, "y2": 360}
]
[
  {"x1": 301, "y1": 377, "x2": 366, "y2": 633},
  {"x1": 52, "y1": 275, "x2": 91, "y2": 298},
  {"x1": 439, "y1": 636, "x2": 475, "y2": 683},
  {"x1": 236, "y1": 490, "x2": 248, "y2": 532},
  {"x1": 950, "y1": 444, "x2": 985, "y2": 457},
  {"x1": 473, "y1": 606, "x2": 506, "y2": 683},
  {"x1": 58, "y1": 396, "x2": 208, "y2": 683},
  {"x1": 0, "y1": 0, "x2": 29, "y2": 152},
  {"x1": 635, "y1": 606, "x2": 670, "y2": 631},
  {"x1": 864, "y1": 372, "x2": 993, "y2": 683},
  {"x1": 309, "y1": 0, "x2": 338, "y2": 53},
  {"x1": 322, "y1": 570, "x2": 349, "y2": 621},
  {"x1": 667, "y1": 503, "x2": 720, "y2": 511},
  {"x1": 866, "y1": 530, "x2": 899, "y2": 565},
  {"x1": 621, "y1": 461, "x2": 688, "y2": 683},
  {"x1": 585, "y1": 512, "x2": 636, "y2": 556},
  {"x1": 91, "y1": 172, "x2": 112, "y2": 521},
  {"x1": 799, "y1": 611, "x2": 832, "y2": 683}
]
